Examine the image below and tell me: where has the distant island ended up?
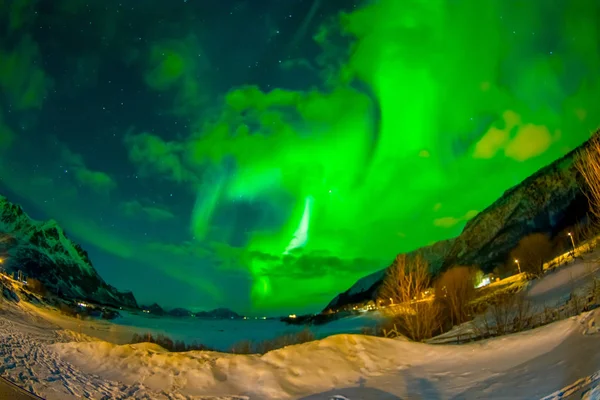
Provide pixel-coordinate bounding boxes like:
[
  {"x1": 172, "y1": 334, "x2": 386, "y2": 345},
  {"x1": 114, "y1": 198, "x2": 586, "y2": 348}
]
[{"x1": 139, "y1": 304, "x2": 242, "y2": 319}]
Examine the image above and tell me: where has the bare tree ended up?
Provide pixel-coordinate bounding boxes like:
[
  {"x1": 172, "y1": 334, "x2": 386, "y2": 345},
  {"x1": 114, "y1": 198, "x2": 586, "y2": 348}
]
[
  {"x1": 510, "y1": 233, "x2": 554, "y2": 277},
  {"x1": 576, "y1": 130, "x2": 600, "y2": 222},
  {"x1": 378, "y1": 253, "x2": 441, "y2": 341},
  {"x1": 435, "y1": 266, "x2": 477, "y2": 326}
]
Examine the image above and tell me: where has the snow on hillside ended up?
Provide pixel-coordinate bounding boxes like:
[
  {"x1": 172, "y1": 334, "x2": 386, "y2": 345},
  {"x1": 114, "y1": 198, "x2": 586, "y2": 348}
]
[
  {"x1": 0, "y1": 196, "x2": 94, "y2": 276},
  {"x1": 0, "y1": 195, "x2": 137, "y2": 307}
]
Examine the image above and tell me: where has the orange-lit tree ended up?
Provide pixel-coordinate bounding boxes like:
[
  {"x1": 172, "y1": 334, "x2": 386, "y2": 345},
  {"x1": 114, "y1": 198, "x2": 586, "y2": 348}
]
[
  {"x1": 378, "y1": 253, "x2": 441, "y2": 341},
  {"x1": 435, "y1": 266, "x2": 477, "y2": 326},
  {"x1": 576, "y1": 130, "x2": 600, "y2": 222}
]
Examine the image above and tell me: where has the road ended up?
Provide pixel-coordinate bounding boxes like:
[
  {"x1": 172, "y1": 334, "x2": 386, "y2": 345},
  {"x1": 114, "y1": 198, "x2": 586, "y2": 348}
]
[{"x1": 0, "y1": 376, "x2": 44, "y2": 399}]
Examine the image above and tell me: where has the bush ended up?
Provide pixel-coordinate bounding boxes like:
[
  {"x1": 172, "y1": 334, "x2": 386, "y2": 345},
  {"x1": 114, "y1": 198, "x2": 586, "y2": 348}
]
[
  {"x1": 478, "y1": 291, "x2": 533, "y2": 337},
  {"x1": 58, "y1": 302, "x2": 78, "y2": 317},
  {"x1": 130, "y1": 333, "x2": 213, "y2": 352},
  {"x1": 435, "y1": 266, "x2": 477, "y2": 326},
  {"x1": 510, "y1": 233, "x2": 554, "y2": 277},
  {"x1": 255, "y1": 328, "x2": 316, "y2": 354},
  {"x1": 230, "y1": 340, "x2": 253, "y2": 354},
  {"x1": 26, "y1": 278, "x2": 47, "y2": 296},
  {"x1": 133, "y1": 328, "x2": 317, "y2": 354}
]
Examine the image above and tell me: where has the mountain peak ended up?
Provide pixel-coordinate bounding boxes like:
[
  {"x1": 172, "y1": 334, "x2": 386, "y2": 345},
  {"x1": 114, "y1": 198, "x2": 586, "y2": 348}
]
[{"x1": 0, "y1": 194, "x2": 137, "y2": 308}]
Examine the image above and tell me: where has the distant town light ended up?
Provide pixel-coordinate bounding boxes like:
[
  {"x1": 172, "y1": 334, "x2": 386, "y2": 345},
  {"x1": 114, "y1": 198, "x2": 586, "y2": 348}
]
[
  {"x1": 289, "y1": 314, "x2": 297, "y2": 319},
  {"x1": 475, "y1": 277, "x2": 491, "y2": 289},
  {"x1": 0, "y1": 258, "x2": 3, "y2": 263}
]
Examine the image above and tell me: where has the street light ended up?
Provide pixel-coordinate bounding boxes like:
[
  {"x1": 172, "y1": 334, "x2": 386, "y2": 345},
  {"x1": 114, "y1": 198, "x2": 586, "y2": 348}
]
[
  {"x1": 567, "y1": 232, "x2": 576, "y2": 255},
  {"x1": 514, "y1": 259, "x2": 522, "y2": 274}
]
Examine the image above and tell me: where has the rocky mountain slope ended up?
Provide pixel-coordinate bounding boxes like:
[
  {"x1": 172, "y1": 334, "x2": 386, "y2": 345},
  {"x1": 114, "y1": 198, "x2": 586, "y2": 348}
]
[
  {"x1": 0, "y1": 195, "x2": 137, "y2": 308},
  {"x1": 327, "y1": 143, "x2": 590, "y2": 311}
]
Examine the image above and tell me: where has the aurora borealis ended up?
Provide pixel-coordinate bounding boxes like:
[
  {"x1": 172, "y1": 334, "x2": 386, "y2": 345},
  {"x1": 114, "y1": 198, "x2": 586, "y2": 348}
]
[{"x1": 0, "y1": 0, "x2": 599, "y2": 315}]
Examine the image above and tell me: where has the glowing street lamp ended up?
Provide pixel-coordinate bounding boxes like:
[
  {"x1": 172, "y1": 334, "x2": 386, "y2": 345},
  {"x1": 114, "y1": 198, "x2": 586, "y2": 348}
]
[
  {"x1": 567, "y1": 232, "x2": 576, "y2": 255},
  {"x1": 514, "y1": 259, "x2": 522, "y2": 274}
]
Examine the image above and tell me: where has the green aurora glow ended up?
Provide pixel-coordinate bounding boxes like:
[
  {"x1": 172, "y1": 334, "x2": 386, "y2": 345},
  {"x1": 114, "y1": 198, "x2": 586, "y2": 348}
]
[{"x1": 0, "y1": 0, "x2": 599, "y2": 314}]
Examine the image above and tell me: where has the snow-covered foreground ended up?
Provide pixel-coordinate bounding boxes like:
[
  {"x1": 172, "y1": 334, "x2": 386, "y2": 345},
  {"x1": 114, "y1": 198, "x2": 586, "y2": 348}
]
[
  {"x1": 3, "y1": 256, "x2": 600, "y2": 399},
  {"x1": 1, "y1": 296, "x2": 600, "y2": 399}
]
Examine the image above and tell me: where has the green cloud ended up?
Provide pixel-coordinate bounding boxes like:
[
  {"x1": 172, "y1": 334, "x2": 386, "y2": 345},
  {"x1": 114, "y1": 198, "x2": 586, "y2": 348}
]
[
  {"x1": 0, "y1": 35, "x2": 53, "y2": 110},
  {"x1": 142, "y1": 35, "x2": 211, "y2": 115},
  {"x1": 120, "y1": 200, "x2": 175, "y2": 221},
  {"x1": 3, "y1": 0, "x2": 38, "y2": 34},
  {"x1": 0, "y1": 110, "x2": 15, "y2": 151},
  {"x1": 60, "y1": 146, "x2": 116, "y2": 193},
  {"x1": 124, "y1": 131, "x2": 197, "y2": 183}
]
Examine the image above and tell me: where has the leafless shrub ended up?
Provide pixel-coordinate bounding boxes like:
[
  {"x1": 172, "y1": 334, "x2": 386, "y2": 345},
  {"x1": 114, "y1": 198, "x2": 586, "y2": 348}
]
[
  {"x1": 566, "y1": 291, "x2": 585, "y2": 316},
  {"x1": 542, "y1": 304, "x2": 559, "y2": 325},
  {"x1": 591, "y1": 278, "x2": 600, "y2": 305},
  {"x1": 230, "y1": 340, "x2": 253, "y2": 354},
  {"x1": 255, "y1": 328, "x2": 316, "y2": 353},
  {"x1": 479, "y1": 291, "x2": 533, "y2": 336},
  {"x1": 131, "y1": 333, "x2": 211, "y2": 352},
  {"x1": 378, "y1": 253, "x2": 442, "y2": 341},
  {"x1": 435, "y1": 266, "x2": 477, "y2": 326},
  {"x1": 26, "y1": 278, "x2": 47, "y2": 296}
]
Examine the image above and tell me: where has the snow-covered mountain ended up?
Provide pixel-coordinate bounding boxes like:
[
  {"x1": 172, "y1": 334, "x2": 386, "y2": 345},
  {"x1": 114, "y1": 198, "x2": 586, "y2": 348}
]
[{"x1": 0, "y1": 195, "x2": 137, "y2": 308}]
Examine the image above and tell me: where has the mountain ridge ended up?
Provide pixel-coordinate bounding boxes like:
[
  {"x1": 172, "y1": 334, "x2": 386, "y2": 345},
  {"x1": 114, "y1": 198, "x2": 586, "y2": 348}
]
[
  {"x1": 326, "y1": 140, "x2": 591, "y2": 311},
  {"x1": 0, "y1": 194, "x2": 138, "y2": 308}
]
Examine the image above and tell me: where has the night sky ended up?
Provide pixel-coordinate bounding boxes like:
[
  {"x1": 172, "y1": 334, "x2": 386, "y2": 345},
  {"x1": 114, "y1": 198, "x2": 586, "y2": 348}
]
[{"x1": 0, "y1": 0, "x2": 598, "y2": 316}]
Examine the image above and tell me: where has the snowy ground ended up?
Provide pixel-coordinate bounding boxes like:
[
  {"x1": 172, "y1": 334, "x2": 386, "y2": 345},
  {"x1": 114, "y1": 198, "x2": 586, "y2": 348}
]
[
  {"x1": 528, "y1": 257, "x2": 600, "y2": 308},
  {"x1": 2, "y1": 254, "x2": 600, "y2": 399},
  {"x1": 2, "y1": 296, "x2": 600, "y2": 399}
]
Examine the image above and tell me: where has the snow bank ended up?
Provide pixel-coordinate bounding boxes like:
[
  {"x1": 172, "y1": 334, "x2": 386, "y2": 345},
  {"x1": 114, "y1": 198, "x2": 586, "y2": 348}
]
[
  {"x1": 4, "y1": 291, "x2": 600, "y2": 399},
  {"x1": 50, "y1": 310, "x2": 581, "y2": 399}
]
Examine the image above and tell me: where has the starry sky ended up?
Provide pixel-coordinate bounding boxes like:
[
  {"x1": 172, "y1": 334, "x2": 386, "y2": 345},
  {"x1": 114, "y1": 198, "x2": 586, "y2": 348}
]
[{"x1": 0, "y1": 0, "x2": 599, "y2": 316}]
